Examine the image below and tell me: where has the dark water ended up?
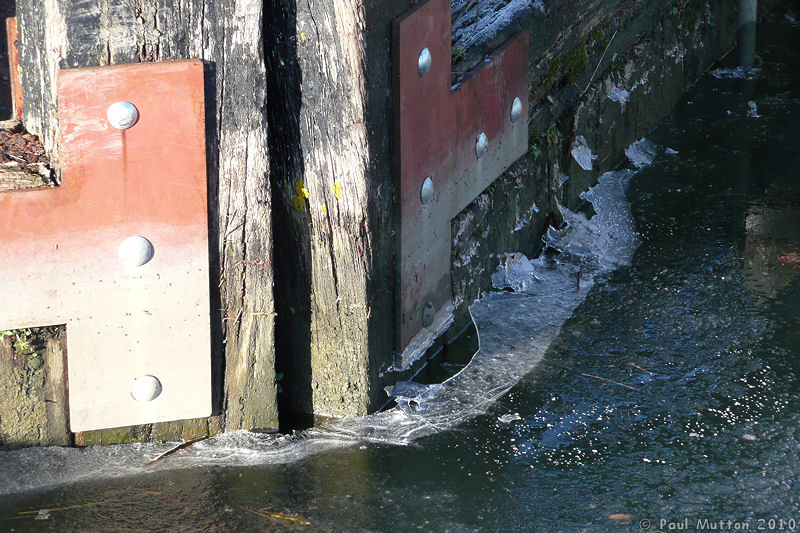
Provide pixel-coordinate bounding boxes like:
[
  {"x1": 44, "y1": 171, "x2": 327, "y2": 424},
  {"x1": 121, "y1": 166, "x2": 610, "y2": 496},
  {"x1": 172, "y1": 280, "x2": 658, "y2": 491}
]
[{"x1": 3, "y1": 21, "x2": 800, "y2": 533}]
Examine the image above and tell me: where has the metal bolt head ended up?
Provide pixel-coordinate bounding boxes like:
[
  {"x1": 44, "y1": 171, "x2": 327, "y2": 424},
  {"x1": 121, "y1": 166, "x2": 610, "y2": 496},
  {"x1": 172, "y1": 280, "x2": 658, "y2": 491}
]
[
  {"x1": 420, "y1": 176, "x2": 434, "y2": 205},
  {"x1": 510, "y1": 97, "x2": 523, "y2": 123},
  {"x1": 119, "y1": 236, "x2": 154, "y2": 267},
  {"x1": 131, "y1": 375, "x2": 162, "y2": 402},
  {"x1": 418, "y1": 47, "x2": 432, "y2": 76},
  {"x1": 422, "y1": 301, "x2": 435, "y2": 327},
  {"x1": 107, "y1": 101, "x2": 139, "y2": 130},
  {"x1": 475, "y1": 132, "x2": 488, "y2": 159}
]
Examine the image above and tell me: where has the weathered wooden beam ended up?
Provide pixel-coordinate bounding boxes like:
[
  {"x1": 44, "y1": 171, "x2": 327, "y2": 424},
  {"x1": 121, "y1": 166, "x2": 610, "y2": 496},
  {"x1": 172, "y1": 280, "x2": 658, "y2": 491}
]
[
  {"x1": 7, "y1": 0, "x2": 276, "y2": 444},
  {"x1": 267, "y1": 0, "x2": 417, "y2": 423},
  {"x1": 5, "y1": 17, "x2": 22, "y2": 120}
]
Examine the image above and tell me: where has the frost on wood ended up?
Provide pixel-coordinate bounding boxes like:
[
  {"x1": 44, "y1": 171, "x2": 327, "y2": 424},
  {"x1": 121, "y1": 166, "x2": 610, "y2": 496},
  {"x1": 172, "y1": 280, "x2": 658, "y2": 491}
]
[{"x1": 452, "y1": 0, "x2": 544, "y2": 51}]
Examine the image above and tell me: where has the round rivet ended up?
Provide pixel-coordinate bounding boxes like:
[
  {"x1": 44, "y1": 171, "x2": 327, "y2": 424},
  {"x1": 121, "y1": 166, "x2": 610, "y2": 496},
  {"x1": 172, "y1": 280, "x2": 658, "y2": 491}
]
[
  {"x1": 420, "y1": 176, "x2": 434, "y2": 205},
  {"x1": 131, "y1": 375, "x2": 162, "y2": 402},
  {"x1": 510, "y1": 97, "x2": 523, "y2": 123},
  {"x1": 418, "y1": 47, "x2": 432, "y2": 76},
  {"x1": 422, "y1": 301, "x2": 435, "y2": 327},
  {"x1": 476, "y1": 132, "x2": 488, "y2": 159},
  {"x1": 119, "y1": 236, "x2": 154, "y2": 267},
  {"x1": 107, "y1": 101, "x2": 139, "y2": 130}
]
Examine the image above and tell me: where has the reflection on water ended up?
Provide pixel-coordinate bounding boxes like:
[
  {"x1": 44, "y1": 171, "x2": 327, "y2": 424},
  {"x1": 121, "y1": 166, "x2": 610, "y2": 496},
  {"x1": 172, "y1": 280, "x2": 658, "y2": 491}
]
[
  {"x1": 2, "y1": 20, "x2": 800, "y2": 533},
  {"x1": 744, "y1": 189, "x2": 800, "y2": 298}
]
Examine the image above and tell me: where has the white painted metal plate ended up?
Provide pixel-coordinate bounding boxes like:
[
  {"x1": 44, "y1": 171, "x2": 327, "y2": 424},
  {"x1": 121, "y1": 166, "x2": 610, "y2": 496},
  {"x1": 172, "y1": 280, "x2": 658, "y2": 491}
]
[{"x1": 0, "y1": 60, "x2": 211, "y2": 432}]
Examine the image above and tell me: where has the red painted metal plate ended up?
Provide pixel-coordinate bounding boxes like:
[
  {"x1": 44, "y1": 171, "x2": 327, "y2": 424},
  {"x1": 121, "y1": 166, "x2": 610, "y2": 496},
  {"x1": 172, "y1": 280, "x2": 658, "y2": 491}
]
[
  {"x1": 0, "y1": 60, "x2": 211, "y2": 432},
  {"x1": 394, "y1": 0, "x2": 529, "y2": 360}
]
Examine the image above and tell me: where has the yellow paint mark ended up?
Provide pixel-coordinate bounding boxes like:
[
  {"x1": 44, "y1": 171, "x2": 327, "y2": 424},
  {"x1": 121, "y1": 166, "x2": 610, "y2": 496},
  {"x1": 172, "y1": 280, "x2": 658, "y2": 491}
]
[
  {"x1": 295, "y1": 180, "x2": 309, "y2": 199},
  {"x1": 300, "y1": 32, "x2": 306, "y2": 42},
  {"x1": 293, "y1": 194, "x2": 305, "y2": 213},
  {"x1": 332, "y1": 181, "x2": 343, "y2": 200}
]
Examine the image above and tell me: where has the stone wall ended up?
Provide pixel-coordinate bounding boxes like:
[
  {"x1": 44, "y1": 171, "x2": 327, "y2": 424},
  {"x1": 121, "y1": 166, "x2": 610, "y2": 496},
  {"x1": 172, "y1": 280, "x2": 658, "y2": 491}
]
[{"x1": 448, "y1": 1, "x2": 759, "y2": 336}]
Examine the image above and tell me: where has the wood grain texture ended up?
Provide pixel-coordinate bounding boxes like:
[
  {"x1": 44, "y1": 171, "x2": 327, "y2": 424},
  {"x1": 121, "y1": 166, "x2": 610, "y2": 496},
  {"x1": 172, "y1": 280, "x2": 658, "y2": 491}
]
[
  {"x1": 267, "y1": 0, "x2": 415, "y2": 422},
  {"x1": 10, "y1": 0, "x2": 276, "y2": 444},
  {"x1": 0, "y1": 164, "x2": 49, "y2": 191},
  {"x1": 6, "y1": 17, "x2": 23, "y2": 120}
]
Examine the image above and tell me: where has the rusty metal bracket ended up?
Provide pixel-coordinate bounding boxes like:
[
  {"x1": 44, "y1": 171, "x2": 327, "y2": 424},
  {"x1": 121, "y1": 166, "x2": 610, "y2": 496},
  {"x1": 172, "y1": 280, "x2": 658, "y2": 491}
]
[
  {"x1": 393, "y1": 0, "x2": 529, "y2": 363},
  {"x1": 0, "y1": 60, "x2": 211, "y2": 432}
]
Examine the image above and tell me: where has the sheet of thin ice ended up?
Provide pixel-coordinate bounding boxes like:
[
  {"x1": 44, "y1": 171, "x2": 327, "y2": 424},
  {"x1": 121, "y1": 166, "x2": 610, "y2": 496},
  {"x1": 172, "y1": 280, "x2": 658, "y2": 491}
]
[
  {"x1": 333, "y1": 167, "x2": 641, "y2": 442},
  {"x1": 0, "y1": 141, "x2": 654, "y2": 496}
]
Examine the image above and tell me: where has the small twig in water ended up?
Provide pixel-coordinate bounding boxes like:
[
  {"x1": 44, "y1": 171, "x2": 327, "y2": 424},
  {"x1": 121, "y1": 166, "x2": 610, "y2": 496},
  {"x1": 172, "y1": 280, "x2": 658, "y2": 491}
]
[
  {"x1": 581, "y1": 372, "x2": 636, "y2": 390},
  {"x1": 240, "y1": 507, "x2": 311, "y2": 525},
  {"x1": 145, "y1": 435, "x2": 208, "y2": 466},
  {"x1": 17, "y1": 501, "x2": 109, "y2": 515},
  {"x1": 627, "y1": 362, "x2": 653, "y2": 374}
]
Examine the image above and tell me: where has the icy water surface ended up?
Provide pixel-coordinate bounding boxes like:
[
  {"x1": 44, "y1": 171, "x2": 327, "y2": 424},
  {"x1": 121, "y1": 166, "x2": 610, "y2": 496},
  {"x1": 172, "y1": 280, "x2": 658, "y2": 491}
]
[{"x1": 2, "y1": 21, "x2": 800, "y2": 532}]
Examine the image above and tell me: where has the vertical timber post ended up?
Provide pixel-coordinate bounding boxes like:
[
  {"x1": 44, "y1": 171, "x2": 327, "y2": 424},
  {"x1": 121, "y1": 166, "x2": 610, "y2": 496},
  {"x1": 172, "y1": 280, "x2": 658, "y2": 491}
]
[
  {"x1": 8, "y1": 0, "x2": 277, "y2": 444},
  {"x1": 738, "y1": 0, "x2": 757, "y2": 67},
  {"x1": 5, "y1": 17, "x2": 23, "y2": 120},
  {"x1": 267, "y1": 0, "x2": 416, "y2": 426}
]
